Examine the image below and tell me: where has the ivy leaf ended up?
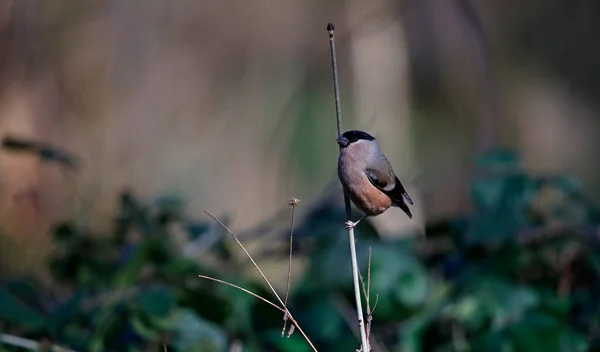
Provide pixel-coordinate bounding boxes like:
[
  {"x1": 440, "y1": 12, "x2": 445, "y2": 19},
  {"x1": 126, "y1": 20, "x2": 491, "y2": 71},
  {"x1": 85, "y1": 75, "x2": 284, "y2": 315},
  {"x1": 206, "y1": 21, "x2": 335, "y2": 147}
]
[
  {"x1": 171, "y1": 308, "x2": 227, "y2": 352},
  {"x1": 0, "y1": 286, "x2": 44, "y2": 330},
  {"x1": 138, "y1": 284, "x2": 176, "y2": 318},
  {"x1": 264, "y1": 329, "x2": 313, "y2": 352},
  {"x1": 508, "y1": 313, "x2": 562, "y2": 352}
]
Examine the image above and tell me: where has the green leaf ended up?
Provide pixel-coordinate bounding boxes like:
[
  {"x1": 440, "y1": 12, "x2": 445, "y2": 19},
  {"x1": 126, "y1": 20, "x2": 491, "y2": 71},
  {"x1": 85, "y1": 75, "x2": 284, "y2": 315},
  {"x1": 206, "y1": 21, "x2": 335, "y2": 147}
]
[
  {"x1": 4, "y1": 280, "x2": 45, "y2": 314},
  {"x1": 446, "y1": 279, "x2": 539, "y2": 331},
  {"x1": 472, "y1": 177, "x2": 507, "y2": 211},
  {"x1": 469, "y1": 331, "x2": 513, "y2": 352},
  {"x1": 150, "y1": 309, "x2": 182, "y2": 330},
  {"x1": 561, "y1": 329, "x2": 589, "y2": 352},
  {"x1": 48, "y1": 292, "x2": 83, "y2": 337},
  {"x1": 0, "y1": 287, "x2": 44, "y2": 329},
  {"x1": 90, "y1": 308, "x2": 122, "y2": 352},
  {"x1": 264, "y1": 329, "x2": 313, "y2": 352},
  {"x1": 307, "y1": 234, "x2": 354, "y2": 289},
  {"x1": 508, "y1": 313, "x2": 562, "y2": 352},
  {"x1": 114, "y1": 235, "x2": 171, "y2": 287},
  {"x1": 300, "y1": 297, "x2": 344, "y2": 342},
  {"x1": 468, "y1": 172, "x2": 539, "y2": 244},
  {"x1": 220, "y1": 282, "x2": 255, "y2": 334},
  {"x1": 553, "y1": 176, "x2": 581, "y2": 195},
  {"x1": 468, "y1": 190, "x2": 534, "y2": 244},
  {"x1": 131, "y1": 314, "x2": 160, "y2": 341},
  {"x1": 472, "y1": 173, "x2": 538, "y2": 211},
  {"x1": 369, "y1": 243, "x2": 428, "y2": 308},
  {"x1": 479, "y1": 280, "x2": 539, "y2": 329},
  {"x1": 441, "y1": 295, "x2": 486, "y2": 330},
  {"x1": 538, "y1": 292, "x2": 570, "y2": 318},
  {"x1": 467, "y1": 211, "x2": 526, "y2": 244},
  {"x1": 138, "y1": 285, "x2": 176, "y2": 318},
  {"x1": 394, "y1": 267, "x2": 429, "y2": 308},
  {"x1": 161, "y1": 258, "x2": 200, "y2": 277},
  {"x1": 172, "y1": 308, "x2": 227, "y2": 352},
  {"x1": 398, "y1": 314, "x2": 435, "y2": 352},
  {"x1": 62, "y1": 324, "x2": 93, "y2": 350}
]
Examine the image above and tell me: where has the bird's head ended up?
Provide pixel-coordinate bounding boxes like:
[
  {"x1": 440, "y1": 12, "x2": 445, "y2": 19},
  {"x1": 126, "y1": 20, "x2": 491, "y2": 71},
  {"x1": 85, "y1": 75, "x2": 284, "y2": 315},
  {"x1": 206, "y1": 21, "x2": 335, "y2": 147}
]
[{"x1": 336, "y1": 130, "x2": 376, "y2": 148}]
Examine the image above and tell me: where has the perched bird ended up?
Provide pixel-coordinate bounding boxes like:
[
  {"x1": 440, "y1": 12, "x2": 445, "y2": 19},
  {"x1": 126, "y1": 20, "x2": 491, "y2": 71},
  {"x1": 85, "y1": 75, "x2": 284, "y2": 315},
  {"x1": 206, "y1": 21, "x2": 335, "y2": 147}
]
[{"x1": 336, "y1": 130, "x2": 413, "y2": 230}]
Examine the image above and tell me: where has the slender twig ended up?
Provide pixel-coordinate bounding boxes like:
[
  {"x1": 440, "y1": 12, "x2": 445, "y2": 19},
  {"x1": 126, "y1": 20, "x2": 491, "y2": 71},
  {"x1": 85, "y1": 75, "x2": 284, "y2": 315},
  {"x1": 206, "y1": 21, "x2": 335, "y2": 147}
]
[
  {"x1": 359, "y1": 249, "x2": 379, "y2": 346},
  {"x1": 202, "y1": 211, "x2": 317, "y2": 352},
  {"x1": 367, "y1": 248, "x2": 371, "y2": 302},
  {"x1": 359, "y1": 248, "x2": 375, "y2": 344},
  {"x1": 198, "y1": 275, "x2": 283, "y2": 312},
  {"x1": 327, "y1": 22, "x2": 370, "y2": 351},
  {"x1": 282, "y1": 198, "x2": 299, "y2": 337},
  {"x1": 372, "y1": 294, "x2": 379, "y2": 311},
  {"x1": 332, "y1": 296, "x2": 389, "y2": 352}
]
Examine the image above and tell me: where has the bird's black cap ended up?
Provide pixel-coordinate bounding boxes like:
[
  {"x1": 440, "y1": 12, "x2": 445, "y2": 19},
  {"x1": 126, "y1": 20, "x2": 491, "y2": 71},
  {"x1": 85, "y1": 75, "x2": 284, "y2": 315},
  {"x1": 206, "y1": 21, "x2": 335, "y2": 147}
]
[{"x1": 340, "y1": 130, "x2": 375, "y2": 144}]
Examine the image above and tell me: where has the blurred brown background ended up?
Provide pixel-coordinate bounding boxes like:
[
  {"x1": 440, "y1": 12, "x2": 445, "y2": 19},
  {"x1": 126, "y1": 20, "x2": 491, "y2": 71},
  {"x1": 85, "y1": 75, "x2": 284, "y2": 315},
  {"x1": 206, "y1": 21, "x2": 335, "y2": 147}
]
[{"x1": 0, "y1": 0, "x2": 599, "y2": 274}]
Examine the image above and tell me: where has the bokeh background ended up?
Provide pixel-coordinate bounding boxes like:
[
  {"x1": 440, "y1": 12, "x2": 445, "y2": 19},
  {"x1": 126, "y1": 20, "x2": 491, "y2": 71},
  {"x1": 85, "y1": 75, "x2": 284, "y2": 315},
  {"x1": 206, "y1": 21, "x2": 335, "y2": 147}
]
[{"x1": 1, "y1": 1, "x2": 599, "y2": 351}]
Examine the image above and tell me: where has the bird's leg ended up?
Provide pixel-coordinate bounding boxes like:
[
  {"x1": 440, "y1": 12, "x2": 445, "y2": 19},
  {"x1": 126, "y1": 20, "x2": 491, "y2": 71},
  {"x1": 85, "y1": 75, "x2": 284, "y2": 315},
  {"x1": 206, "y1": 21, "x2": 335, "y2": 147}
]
[{"x1": 345, "y1": 214, "x2": 367, "y2": 231}]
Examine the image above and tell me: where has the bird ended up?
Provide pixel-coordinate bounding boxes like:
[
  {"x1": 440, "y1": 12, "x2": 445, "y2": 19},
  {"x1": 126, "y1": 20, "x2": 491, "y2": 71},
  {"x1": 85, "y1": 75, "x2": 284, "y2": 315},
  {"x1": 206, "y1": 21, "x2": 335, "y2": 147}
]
[{"x1": 336, "y1": 130, "x2": 413, "y2": 230}]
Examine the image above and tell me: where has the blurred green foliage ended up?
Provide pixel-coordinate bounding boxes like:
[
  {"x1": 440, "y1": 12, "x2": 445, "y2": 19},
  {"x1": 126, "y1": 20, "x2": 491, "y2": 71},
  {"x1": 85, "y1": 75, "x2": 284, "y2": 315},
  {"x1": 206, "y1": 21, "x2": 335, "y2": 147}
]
[{"x1": 1, "y1": 150, "x2": 600, "y2": 351}]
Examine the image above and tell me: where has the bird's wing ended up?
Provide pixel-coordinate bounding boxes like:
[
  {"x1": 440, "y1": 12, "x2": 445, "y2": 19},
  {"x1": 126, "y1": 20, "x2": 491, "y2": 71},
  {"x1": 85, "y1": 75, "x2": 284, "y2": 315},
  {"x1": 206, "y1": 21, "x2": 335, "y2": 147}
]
[
  {"x1": 365, "y1": 166, "x2": 413, "y2": 219},
  {"x1": 365, "y1": 160, "x2": 414, "y2": 206}
]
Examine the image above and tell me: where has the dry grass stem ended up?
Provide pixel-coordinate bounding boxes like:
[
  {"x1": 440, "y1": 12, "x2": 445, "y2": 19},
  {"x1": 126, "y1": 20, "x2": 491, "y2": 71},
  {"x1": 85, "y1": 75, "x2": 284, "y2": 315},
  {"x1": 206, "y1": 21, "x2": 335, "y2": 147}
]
[
  {"x1": 359, "y1": 247, "x2": 375, "y2": 349},
  {"x1": 282, "y1": 198, "x2": 299, "y2": 337},
  {"x1": 331, "y1": 296, "x2": 388, "y2": 352},
  {"x1": 202, "y1": 211, "x2": 317, "y2": 352},
  {"x1": 197, "y1": 275, "x2": 284, "y2": 312}
]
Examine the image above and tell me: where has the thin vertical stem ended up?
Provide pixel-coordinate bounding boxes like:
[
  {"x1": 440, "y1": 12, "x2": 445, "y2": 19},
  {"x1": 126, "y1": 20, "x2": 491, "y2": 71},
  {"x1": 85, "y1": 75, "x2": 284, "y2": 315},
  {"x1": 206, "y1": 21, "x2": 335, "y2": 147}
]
[
  {"x1": 327, "y1": 23, "x2": 370, "y2": 351},
  {"x1": 282, "y1": 199, "x2": 298, "y2": 336},
  {"x1": 328, "y1": 24, "x2": 343, "y2": 138}
]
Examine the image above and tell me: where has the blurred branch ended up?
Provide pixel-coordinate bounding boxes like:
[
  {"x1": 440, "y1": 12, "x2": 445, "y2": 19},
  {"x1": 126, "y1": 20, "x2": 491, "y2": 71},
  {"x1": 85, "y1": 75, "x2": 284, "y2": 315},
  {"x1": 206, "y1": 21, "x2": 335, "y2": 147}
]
[
  {"x1": 0, "y1": 334, "x2": 77, "y2": 352},
  {"x1": 518, "y1": 225, "x2": 599, "y2": 246},
  {"x1": 2, "y1": 135, "x2": 82, "y2": 170}
]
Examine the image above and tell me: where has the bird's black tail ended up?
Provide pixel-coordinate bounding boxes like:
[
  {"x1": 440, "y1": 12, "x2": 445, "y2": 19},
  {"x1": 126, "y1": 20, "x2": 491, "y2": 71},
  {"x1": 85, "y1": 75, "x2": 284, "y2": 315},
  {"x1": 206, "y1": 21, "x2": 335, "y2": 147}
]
[
  {"x1": 388, "y1": 176, "x2": 413, "y2": 218},
  {"x1": 395, "y1": 200, "x2": 412, "y2": 219}
]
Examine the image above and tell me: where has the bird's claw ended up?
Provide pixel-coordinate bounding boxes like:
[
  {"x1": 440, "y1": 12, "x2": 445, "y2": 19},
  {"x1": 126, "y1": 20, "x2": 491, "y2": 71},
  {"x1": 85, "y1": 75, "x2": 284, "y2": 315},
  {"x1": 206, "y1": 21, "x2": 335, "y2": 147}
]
[{"x1": 345, "y1": 220, "x2": 357, "y2": 231}]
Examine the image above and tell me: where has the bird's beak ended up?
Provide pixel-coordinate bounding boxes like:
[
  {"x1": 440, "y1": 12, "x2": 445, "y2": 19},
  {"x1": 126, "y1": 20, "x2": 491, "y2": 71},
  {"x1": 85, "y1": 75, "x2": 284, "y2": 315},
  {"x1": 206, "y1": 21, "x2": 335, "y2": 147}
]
[{"x1": 336, "y1": 136, "x2": 348, "y2": 146}]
